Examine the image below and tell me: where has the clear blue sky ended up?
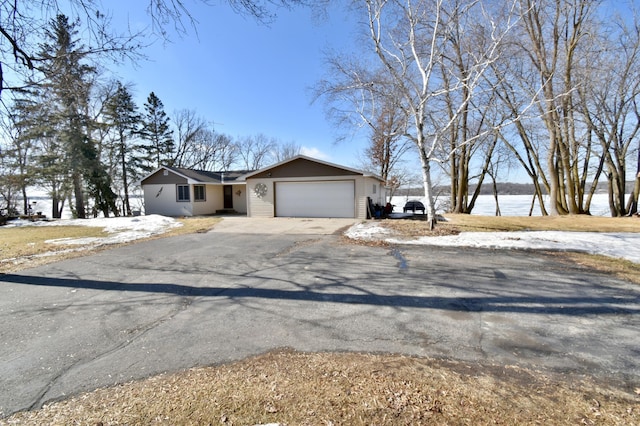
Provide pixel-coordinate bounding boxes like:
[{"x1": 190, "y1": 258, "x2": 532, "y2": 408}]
[{"x1": 109, "y1": 2, "x2": 368, "y2": 169}]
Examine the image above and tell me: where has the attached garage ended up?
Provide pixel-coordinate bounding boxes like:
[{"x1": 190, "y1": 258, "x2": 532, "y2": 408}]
[
  {"x1": 245, "y1": 155, "x2": 385, "y2": 219},
  {"x1": 275, "y1": 181, "x2": 355, "y2": 218}
]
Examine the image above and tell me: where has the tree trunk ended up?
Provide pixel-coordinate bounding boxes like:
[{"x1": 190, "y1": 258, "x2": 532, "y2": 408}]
[
  {"x1": 492, "y1": 179, "x2": 501, "y2": 216},
  {"x1": 531, "y1": 175, "x2": 548, "y2": 216},
  {"x1": 73, "y1": 172, "x2": 86, "y2": 219},
  {"x1": 547, "y1": 132, "x2": 560, "y2": 215},
  {"x1": 628, "y1": 174, "x2": 640, "y2": 215},
  {"x1": 119, "y1": 136, "x2": 131, "y2": 216},
  {"x1": 52, "y1": 197, "x2": 60, "y2": 219},
  {"x1": 419, "y1": 146, "x2": 437, "y2": 230},
  {"x1": 21, "y1": 187, "x2": 28, "y2": 215}
]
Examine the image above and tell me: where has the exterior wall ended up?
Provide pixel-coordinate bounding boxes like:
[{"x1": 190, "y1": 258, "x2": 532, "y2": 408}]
[
  {"x1": 232, "y1": 184, "x2": 248, "y2": 213},
  {"x1": 250, "y1": 158, "x2": 360, "y2": 179},
  {"x1": 141, "y1": 169, "x2": 188, "y2": 185},
  {"x1": 193, "y1": 185, "x2": 247, "y2": 214},
  {"x1": 247, "y1": 175, "x2": 382, "y2": 219},
  {"x1": 353, "y1": 177, "x2": 366, "y2": 219},
  {"x1": 143, "y1": 184, "x2": 193, "y2": 216},
  {"x1": 145, "y1": 183, "x2": 248, "y2": 216},
  {"x1": 192, "y1": 185, "x2": 221, "y2": 216},
  {"x1": 248, "y1": 179, "x2": 276, "y2": 217},
  {"x1": 364, "y1": 177, "x2": 385, "y2": 205},
  {"x1": 358, "y1": 177, "x2": 386, "y2": 219}
]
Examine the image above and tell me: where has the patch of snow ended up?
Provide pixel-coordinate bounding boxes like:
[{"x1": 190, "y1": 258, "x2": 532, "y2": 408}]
[
  {"x1": 5, "y1": 215, "x2": 182, "y2": 247},
  {"x1": 345, "y1": 223, "x2": 391, "y2": 240},
  {"x1": 4, "y1": 213, "x2": 640, "y2": 265},
  {"x1": 346, "y1": 222, "x2": 640, "y2": 264}
]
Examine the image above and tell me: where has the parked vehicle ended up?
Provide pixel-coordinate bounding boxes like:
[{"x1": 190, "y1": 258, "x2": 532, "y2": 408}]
[{"x1": 403, "y1": 200, "x2": 425, "y2": 213}]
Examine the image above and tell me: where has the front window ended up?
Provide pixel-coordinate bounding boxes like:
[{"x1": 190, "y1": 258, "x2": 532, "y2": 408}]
[
  {"x1": 177, "y1": 185, "x2": 190, "y2": 202},
  {"x1": 194, "y1": 185, "x2": 206, "y2": 202}
]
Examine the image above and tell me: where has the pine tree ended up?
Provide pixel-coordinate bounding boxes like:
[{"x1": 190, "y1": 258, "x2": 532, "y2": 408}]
[
  {"x1": 140, "y1": 92, "x2": 174, "y2": 169},
  {"x1": 104, "y1": 82, "x2": 141, "y2": 216},
  {"x1": 38, "y1": 14, "x2": 117, "y2": 218},
  {"x1": 4, "y1": 94, "x2": 40, "y2": 215}
]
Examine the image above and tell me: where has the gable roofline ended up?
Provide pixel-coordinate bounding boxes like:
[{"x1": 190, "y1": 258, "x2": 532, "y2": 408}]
[
  {"x1": 243, "y1": 155, "x2": 384, "y2": 181},
  {"x1": 139, "y1": 165, "x2": 253, "y2": 185}
]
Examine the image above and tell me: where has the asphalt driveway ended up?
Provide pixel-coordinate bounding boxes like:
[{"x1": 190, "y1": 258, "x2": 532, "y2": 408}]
[{"x1": 1, "y1": 223, "x2": 639, "y2": 417}]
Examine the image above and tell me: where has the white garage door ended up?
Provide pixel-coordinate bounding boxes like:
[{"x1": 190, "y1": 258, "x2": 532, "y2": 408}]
[{"x1": 275, "y1": 181, "x2": 355, "y2": 218}]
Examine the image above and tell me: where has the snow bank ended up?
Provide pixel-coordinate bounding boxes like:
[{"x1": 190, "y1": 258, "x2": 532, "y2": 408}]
[
  {"x1": 4, "y1": 215, "x2": 182, "y2": 247},
  {"x1": 347, "y1": 222, "x2": 640, "y2": 264}
]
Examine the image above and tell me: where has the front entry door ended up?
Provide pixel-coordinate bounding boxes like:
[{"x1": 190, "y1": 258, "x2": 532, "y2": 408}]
[{"x1": 223, "y1": 185, "x2": 233, "y2": 209}]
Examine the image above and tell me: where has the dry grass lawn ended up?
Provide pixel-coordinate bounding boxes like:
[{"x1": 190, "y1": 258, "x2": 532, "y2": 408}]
[
  {"x1": 1, "y1": 214, "x2": 639, "y2": 425},
  {"x1": 0, "y1": 217, "x2": 221, "y2": 273},
  {"x1": 4, "y1": 350, "x2": 639, "y2": 426},
  {"x1": 443, "y1": 213, "x2": 640, "y2": 232},
  {"x1": 381, "y1": 214, "x2": 640, "y2": 285}
]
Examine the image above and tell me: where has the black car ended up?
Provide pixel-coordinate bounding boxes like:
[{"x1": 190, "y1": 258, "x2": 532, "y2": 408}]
[{"x1": 403, "y1": 200, "x2": 425, "y2": 213}]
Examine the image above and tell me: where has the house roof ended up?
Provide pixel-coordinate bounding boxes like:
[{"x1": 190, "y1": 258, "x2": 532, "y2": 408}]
[
  {"x1": 140, "y1": 156, "x2": 384, "y2": 186},
  {"x1": 243, "y1": 155, "x2": 384, "y2": 181},
  {"x1": 140, "y1": 166, "x2": 253, "y2": 185},
  {"x1": 167, "y1": 167, "x2": 252, "y2": 183}
]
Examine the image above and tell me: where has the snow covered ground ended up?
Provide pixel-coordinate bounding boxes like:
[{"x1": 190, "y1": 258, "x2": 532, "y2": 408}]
[
  {"x1": 3, "y1": 215, "x2": 182, "y2": 247},
  {"x1": 3, "y1": 213, "x2": 639, "y2": 264},
  {"x1": 346, "y1": 223, "x2": 640, "y2": 264}
]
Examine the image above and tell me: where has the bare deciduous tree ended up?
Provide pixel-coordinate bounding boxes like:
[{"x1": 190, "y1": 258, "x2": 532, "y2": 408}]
[
  {"x1": 170, "y1": 109, "x2": 236, "y2": 171},
  {"x1": 577, "y1": 13, "x2": 640, "y2": 216},
  {"x1": 360, "y1": 0, "x2": 517, "y2": 227},
  {"x1": 515, "y1": 0, "x2": 601, "y2": 215},
  {"x1": 235, "y1": 133, "x2": 277, "y2": 170},
  {"x1": 365, "y1": 96, "x2": 411, "y2": 184},
  {"x1": 272, "y1": 141, "x2": 301, "y2": 162}
]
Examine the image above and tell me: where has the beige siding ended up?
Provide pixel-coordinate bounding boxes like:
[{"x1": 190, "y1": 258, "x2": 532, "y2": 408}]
[
  {"x1": 250, "y1": 157, "x2": 360, "y2": 179},
  {"x1": 356, "y1": 198, "x2": 367, "y2": 219},
  {"x1": 248, "y1": 179, "x2": 275, "y2": 217},
  {"x1": 192, "y1": 185, "x2": 220, "y2": 216},
  {"x1": 143, "y1": 184, "x2": 193, "y2": 216},
  {"x1": 144, "y1": 183, "x2": 248, "y2": 217},
  {"x1": 232, "y1": 185, "x2": 248, "y2": 213},
  {"x1": 356, "y1": 177, "x2": 385, "y2": 219},
  {"x1": 353, "y1": 177, "x2": 364, "y2": 219},
  {"x1": 248, "y1": 176, "x2": 379, "y2": 219},
  {"x1": 364, "y1": 177, "x2": 384, "y2": 205},
  {"x1": 141, "y1": 169, "x2": 188, "y2": 185}
]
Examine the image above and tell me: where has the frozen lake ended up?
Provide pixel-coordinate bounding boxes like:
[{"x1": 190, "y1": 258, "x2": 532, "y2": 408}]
[
  {"x1": 16, "y1": 192, "x2": 625, "y2": 219},
  {"x1": 390, "y1": 193, "x2": 620, "y2": 217}
]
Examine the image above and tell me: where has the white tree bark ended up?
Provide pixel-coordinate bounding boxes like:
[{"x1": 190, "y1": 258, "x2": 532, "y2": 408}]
[{"x1": 363, "y1": 0, "x2": 517, "y2": 227}]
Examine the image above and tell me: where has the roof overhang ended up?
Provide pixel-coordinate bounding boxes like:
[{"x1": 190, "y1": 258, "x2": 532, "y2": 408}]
[{"x1": 243, "y1": 155, "x2": 385, "y2": 182}]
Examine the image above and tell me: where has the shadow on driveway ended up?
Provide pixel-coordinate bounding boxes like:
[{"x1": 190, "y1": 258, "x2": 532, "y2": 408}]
[{"x1": 2, "y1": 273, "x2": 638, "y2": 316}]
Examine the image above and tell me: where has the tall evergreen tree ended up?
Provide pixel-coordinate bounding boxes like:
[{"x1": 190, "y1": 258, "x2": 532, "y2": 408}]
[
  {"x1": 3, "y1": 95, "x2": 41, "y2": 215},
  {"x1": 38, "y1": 14, "x2": 117, "y2": 218},
  {"x1": 140, "y1": 92, "x2": 174, "y2": 168},
  {"x1": 104, "y1": 82, "x2": 141, "y2": 216},
  {"x1": 27, "y1": 90, "x2": 71, "y2": 218}
]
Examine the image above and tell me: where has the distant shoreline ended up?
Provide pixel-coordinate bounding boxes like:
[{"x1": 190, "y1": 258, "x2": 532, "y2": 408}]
[{"x1": 390, "y1": 193, "x2": 621, "y2": 217}]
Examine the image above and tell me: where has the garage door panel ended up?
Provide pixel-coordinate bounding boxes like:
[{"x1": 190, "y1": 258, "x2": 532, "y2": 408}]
[{"x1": 276, "y1": 181, "x2": 355, "y2": 218}]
